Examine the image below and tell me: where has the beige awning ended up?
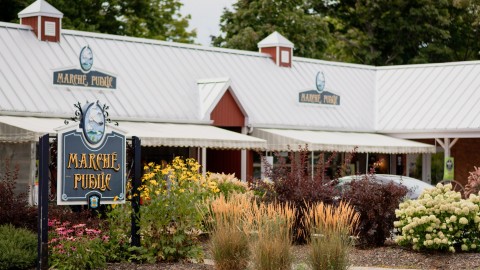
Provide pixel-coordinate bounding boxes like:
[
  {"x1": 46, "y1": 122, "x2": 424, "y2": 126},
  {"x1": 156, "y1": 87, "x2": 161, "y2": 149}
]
[
  {"x1": 118, "y1": 122, "x2": 266, "y2": 149},
  {"x1": 0, "y1": 116, "x2": 266, "y2": 150},
  {"x1": 0, "y1": 116, "x2": 63, "y2": 142},
  {"x1": 251, "y1": 128, "x2": 435, "y2": 154}
]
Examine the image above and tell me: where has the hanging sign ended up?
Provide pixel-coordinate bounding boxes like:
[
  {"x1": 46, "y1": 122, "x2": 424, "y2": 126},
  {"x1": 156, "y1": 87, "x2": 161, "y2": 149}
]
[
  {"x1": 443, "y1": 157, "x2": 454, "y2": 180},
  {"x1": 53, "y1": 45, "x2": 117, "y2": 89},
  {"x1": 299, "y1": 71, "x2": 340, "y2": 105},
  {"x1": 56, "y1": 101, "x2": 126, "y2": 205}
]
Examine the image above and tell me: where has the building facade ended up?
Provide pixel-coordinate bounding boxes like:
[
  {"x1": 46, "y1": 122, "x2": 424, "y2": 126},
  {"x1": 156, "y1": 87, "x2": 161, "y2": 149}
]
[{"x1": 2, "y1": 0, "x2": 480, "y2": 201}]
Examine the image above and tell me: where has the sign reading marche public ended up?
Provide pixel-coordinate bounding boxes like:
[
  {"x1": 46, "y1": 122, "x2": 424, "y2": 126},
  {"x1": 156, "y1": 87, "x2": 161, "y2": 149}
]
[
  {"x1": 57, "y1": 101, "x2": 126, "y2": 207},
  {"x1": 53, "y1": 45, "x2": 117, "y2": 89},
  {"x1": 299, "y1": 71, "x2": 340, "y2": 105}
]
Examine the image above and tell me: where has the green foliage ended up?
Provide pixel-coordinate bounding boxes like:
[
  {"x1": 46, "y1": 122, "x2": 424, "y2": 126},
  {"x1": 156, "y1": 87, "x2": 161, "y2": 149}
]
[
  {"x1": 316, "y1": 0, "x2": 480, "y2": 65},
  {"x1": 0, "y1": 224, "x2": 36, "y2": 270},
  {"x1": 48, "y1": 219, "x2": 108, "y2": 269},
  {"x1": 2, "y1": 0, "x2": 196, "y2": 43},
  {"x1": 216, "y1": 0, "x2": 480, "y2": 65},
  {"x1": 395, "y1": 183, "x2": 480, "y2": 252},
  {"x1": 0, "y1": 159, "x2": 37, "y2": 231},
  {"x1": 341, "y1": 175, "x2": 408, "y2": 247},
  {"x1": 212, "y1": 0, "x2": 329, "y2": 59},
  {"x1": 104, "y1": 204, "x2": 135, "y2": 262},
  {"x1": 107, "y1": 158, "x2": 214, "y2": 263}
]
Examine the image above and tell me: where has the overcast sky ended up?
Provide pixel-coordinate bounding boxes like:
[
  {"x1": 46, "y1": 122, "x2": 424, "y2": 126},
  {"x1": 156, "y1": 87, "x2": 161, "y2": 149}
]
[{"x1": 180, "y1": 0, "x2": 236, "y2": 46}]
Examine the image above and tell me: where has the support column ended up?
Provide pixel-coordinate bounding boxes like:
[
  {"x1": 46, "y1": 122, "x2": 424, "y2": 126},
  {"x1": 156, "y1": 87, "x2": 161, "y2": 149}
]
[
  {"x1": 202, "y1": 147, "x2": 207, "y2": 177},
  {"x1": 422, "y1": 153, "x2": 431, "y2": 183},
  {"x1": 131, "y1": 136, "x2": 141, "y2": 248},
  {"x1": 241, "y1": 127, "x2": 247, "y2": 181},
  {"x1": 37, "y1": 134, "x2": 49, "y2": 270},
  {"x1": 435, "y1": 137, "x2": 459, "y2": 161}
]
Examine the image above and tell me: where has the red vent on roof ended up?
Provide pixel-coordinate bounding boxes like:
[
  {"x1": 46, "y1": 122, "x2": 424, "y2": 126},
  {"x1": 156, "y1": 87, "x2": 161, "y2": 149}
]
[
  {"x1": 258, "y1": 31, "x2": 294, "y2": 68},
  {"x1": 18, "y1": 0, "x2": 63, "y2": 42}
]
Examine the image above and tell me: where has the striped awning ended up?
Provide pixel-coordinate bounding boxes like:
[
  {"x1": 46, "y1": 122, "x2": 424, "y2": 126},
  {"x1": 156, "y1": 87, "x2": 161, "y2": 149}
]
[
  {"x1": 0, "y1": 116, "x2": 266, "y2": 150},
  {"x1": 251, "y1": 128, "x2": 435, "y2": 154}
]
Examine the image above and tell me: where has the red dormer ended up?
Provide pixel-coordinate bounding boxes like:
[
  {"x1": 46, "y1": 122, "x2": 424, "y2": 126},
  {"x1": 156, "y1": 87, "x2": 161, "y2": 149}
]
[
  {"x1": 258, "y1": 31, "x2": 294, "y2": 68},
  {"x1": 18, "y1": 0, "x2": 63, "y2": 42}
]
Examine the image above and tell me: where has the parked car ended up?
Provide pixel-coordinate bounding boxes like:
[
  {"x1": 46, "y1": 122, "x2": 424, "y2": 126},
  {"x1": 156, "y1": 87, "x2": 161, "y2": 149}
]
[{"x1": 338, "y1": 174, "x2": 434, "y2": 200}]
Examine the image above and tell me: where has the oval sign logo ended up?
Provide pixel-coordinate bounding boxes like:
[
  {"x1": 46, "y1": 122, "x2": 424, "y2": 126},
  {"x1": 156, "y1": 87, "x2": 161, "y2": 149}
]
[
  {"x1": 82, "y1": 102, "x2": 105, "y2": 145},
  {"x1": 79, "y1": 46, "x2": 93, "y2": 72},
  {"x1": 316, "y1": 71, "x2": 325, "y2": 93}
]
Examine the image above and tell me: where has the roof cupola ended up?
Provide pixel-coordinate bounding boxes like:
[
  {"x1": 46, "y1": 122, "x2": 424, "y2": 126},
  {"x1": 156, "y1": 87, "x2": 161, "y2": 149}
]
[
  {"x1": 18, "y1": 0, "x2": 63, "y2": 42},
  {"x1": 258, "y1": 31, "x2": 294, "y2": 68}
]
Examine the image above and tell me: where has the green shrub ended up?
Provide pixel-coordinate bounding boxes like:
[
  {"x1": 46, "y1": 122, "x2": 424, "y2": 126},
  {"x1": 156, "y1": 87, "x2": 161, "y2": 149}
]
[
  {"x1": 0, "y1": 224, "x2": 37, "y2": 270},
  {"x1": 395, "y1": 183, "x2": 480, "y2": 252},
  {"x1": 104, "y1": 203, "x2": 135, "y2": 262},
  {"x1": 133, "y1": 158, "x2": 218, "y2": 262}
]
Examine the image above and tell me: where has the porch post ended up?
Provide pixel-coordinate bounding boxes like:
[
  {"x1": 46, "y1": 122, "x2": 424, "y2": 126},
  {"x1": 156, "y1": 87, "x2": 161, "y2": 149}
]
[{"x1": 202, "y1": 147, "x2": 207, "y2": 177}]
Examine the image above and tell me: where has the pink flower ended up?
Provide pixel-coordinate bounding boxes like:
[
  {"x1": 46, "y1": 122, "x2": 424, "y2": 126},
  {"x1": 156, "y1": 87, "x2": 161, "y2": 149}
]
[{"x1": 72, "y1": 223, "x2": 86, "y2": 228}]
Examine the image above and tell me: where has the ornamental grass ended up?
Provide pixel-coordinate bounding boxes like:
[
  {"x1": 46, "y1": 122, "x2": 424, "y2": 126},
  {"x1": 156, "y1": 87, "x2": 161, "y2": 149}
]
[
  {"x1": 250, "y1": 201, "x2": 296, "y2": 270},
  {"x1": 208, "y1": 193, "x2": 252, "y2": 270},
  {"x1": 303, "y1": 201, "x2": 360, "y2": 270}
]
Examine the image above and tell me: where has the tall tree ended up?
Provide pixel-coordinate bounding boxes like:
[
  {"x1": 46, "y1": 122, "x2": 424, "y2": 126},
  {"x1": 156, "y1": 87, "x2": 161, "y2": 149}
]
[
  {"x1": 0, "y1": 0, "x2": 196, "y2": 43},
  {"x1": 314, "y1": 0, "x2": 453, "y2": 65},
  {"x1": 314, "y1": 0, "x2": 480, "y2": 65},
  {"x1": 212, "y1": 0, "x2": 329, "y2": 60}
]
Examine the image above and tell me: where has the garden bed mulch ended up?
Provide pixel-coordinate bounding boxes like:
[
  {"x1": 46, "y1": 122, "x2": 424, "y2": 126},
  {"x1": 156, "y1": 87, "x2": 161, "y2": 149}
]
[{"x1": 105, "y1": 240, "x2": 480, "y2": 270}]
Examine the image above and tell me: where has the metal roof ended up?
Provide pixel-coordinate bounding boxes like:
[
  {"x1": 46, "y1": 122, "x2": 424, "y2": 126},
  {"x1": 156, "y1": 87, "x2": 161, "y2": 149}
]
[
  {"x1": 4, "y1": 20, "x2": 478, "y2": 139},
  {"x1": 0, "y1": 22, "x2": 377, "y2": 132},
  {"x1": 376, "y1": 62, "x2": 480, "y2": 135}
]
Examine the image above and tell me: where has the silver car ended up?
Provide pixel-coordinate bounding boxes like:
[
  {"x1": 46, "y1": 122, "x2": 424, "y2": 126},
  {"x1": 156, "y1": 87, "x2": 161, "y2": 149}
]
[{"x1": 338, "y1": 174, "x2": 434, "y2": 199}]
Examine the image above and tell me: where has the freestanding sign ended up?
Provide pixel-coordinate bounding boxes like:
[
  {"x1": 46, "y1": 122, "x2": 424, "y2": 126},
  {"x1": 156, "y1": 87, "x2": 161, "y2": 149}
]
[
  {"x1": 56, "y1": 101, "x2": 126, "y2": 206},
  {"x1": 444, "y1": 157, "x2": 454, "y2": 181}
]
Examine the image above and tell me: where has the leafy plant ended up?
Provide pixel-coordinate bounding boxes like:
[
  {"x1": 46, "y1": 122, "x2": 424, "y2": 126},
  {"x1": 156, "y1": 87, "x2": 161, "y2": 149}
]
[
  {"x1": 395, "y1": 183, "x2": 480, "y2": 252},
  {"x1": 0, "y1": 159, "x2": 37, "y2": 231},
  {"x1": 136, "y1": 158, "x2": 218, "y2": 262},
  {"x1": 48, "y1": 219, "x2": 108, "y2": 269},
  {"x1": 303, "y1": 201, "x2": 359, "y2": 270},
  {"x1": 465, "y1": 166, "x2": 480, "y2": 198},
  {"x1": 341, "y1": 174, "x2": 408, "y2": 247},
  {"x1": 104, "y1": 203, "x2": 137, "y2": 262},
  {"x1": 0, "y1": 224, "x2": 37, "y2": 270}
]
